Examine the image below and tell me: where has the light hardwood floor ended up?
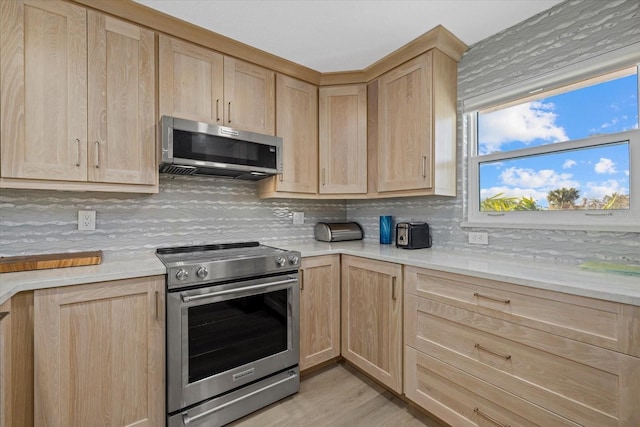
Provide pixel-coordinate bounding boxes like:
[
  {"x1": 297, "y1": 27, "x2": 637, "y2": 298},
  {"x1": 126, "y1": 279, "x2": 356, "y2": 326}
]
[{"x1": 228, "y1": 362, "x2": 445, "y2": 427}]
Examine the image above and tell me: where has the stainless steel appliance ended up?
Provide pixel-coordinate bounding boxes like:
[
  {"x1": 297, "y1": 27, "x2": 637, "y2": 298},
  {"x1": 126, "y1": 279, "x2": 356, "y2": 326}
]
[
  {"x1": 396, "y1": 222, "x2": 432, "y2": 249},
  {"x1": 160, "y1": 115, "x2": 283, "y2": 180},
  {"x1": 314, "y1": 222, "x2": 363, "y2": 242},
  {"x1": 156, "y1": 242, "x2": 300, "y2": 427}
]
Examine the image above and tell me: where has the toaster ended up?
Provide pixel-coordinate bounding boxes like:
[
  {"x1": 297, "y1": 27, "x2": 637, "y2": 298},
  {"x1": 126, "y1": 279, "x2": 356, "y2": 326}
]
[
  {"x1": 314, "y1": 222, "x2": 364, "y2": 242},
  {"x1": 395, "y1": 222, "x2": 431, "y2": 249}
]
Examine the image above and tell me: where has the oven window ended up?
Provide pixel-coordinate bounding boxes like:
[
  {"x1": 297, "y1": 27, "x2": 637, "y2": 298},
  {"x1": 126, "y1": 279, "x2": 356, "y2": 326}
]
[
  {"x1": 188, "y1": 289, "x2": 288, "y2": 383},
  {"x1": 173, "y1": 130, "x2": 277, "y2": 169}
]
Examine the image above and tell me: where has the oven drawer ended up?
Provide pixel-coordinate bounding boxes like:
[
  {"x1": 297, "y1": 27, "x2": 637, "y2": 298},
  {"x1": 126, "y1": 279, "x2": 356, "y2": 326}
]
[
  {"x1": 405, "y1": 347, "x2": 579, "y2": 427},
  {"x1": 168, "y1": 367, "x2": 299, "y2": 427},
  {"x1": 404, "y1": 266, "x2": 640, "y2": 356},
  {"x1": 406, "y1": 295, "x2": 640, "y2": 426}
]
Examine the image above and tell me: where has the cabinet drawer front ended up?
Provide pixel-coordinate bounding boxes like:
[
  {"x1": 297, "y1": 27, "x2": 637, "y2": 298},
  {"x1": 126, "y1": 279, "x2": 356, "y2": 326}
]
[
  {"x1": 406, "y1": 295, "x2": 625, "y2": 426},
  {"x1": 404, "y1": 266, "x2": 626, "y2": 352},
  {"x1": 405, "y1": 347, "x2": 579, "y2": 427}
]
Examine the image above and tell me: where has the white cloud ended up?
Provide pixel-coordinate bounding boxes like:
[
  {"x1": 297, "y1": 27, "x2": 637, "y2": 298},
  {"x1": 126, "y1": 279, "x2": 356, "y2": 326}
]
[
  {"x1": 600, "y1": 117, "x2": 620, "y2": 129},
  {"x1": 500, "y1": 167, "x2": 579, "y2": 189},
  {"x1": 625, "y1": 170, "x2": 630, "y2": 176},
  {"x1": 562, "y1": 159, "x2": 576, "y2": 169},
  {"x1": 584, "y1": 179, "x2": 627, "y2": 200},
  {"x1": 594, "y1": 158, "x2": 617, "y2": 174},
  {"x1": 478, "y1": 101, "x2": 569, "y2": 154}
]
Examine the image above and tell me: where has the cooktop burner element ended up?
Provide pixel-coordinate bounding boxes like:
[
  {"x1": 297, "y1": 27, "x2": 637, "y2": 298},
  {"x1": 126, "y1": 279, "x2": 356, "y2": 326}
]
[{"x1": 156, "y1": 242, "x2": 300, "y2": 289}]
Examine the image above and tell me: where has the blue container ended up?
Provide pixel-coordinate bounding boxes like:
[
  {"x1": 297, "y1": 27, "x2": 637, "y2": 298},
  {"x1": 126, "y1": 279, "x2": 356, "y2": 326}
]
[{"x1": 380, "y1": 215, "x2": 392, "y2": 244}]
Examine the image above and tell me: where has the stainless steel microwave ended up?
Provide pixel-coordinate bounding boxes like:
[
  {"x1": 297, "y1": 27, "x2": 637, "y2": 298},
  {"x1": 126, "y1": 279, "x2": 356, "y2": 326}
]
[{"x1": 160, "y1": 116, "x2": 283, "y2": 180}]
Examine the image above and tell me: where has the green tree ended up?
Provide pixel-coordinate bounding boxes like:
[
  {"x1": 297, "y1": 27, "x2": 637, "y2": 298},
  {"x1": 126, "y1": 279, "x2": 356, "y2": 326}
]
[
  {"x1": 602, "y1": 193, "x2": 630, "y2": 210},
  {"x1": 547, "y1": 187, "x2": 580, "y2": 210},
  {"x1": 480, "y1": 193, "x2": 540, "y2": 212}
]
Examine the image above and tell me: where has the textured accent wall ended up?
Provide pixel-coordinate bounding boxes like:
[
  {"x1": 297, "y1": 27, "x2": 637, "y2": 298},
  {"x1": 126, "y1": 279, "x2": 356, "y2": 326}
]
[
  {"x1": 0, "y1": 176, "x2": 346, "y2": 256},
  {"x1": 348, "y1": 0, "x2": 640, "y2": 265}
]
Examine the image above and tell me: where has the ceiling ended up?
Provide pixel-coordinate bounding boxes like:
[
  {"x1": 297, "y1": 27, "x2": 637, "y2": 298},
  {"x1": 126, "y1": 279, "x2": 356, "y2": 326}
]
[{"x1": 133, "y1": 0, "x2": 564, "y2": 73}]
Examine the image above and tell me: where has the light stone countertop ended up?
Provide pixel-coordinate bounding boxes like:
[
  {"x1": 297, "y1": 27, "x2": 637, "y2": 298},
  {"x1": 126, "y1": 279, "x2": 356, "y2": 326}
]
[
  {"x1": 275, "y1": 240, "x2": 640, "y2": 306},
  {"x1": 1, "y1": 241, "x2": 638, "y2": 306},
  {"x1": 0, "y1": 252, "x2": 165, "y2": 306}
]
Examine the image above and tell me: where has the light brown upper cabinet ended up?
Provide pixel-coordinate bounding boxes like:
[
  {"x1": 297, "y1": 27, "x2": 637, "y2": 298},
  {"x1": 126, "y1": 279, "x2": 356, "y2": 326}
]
[
  {"x1": 158, "y1": 35, "x2": 224, "y2": 125},
  {"x1": 319, "y1": 85, "x2": 367, "y2": 194},
  {"x1": 0, "y1": 0, "x2": 157, "y2": 193},
  {"x1": 374, "y1": 49, "x2": 457, "y2": 196},
  {"x1": 224, "y1": 57, "x2": 275, "y2": 135},
  {"x1": 257, "y1": 74, "x2": 318, "y2": 195},
  {"x1": 159, "y1": 35, "x2": 275, "y2": 136}
]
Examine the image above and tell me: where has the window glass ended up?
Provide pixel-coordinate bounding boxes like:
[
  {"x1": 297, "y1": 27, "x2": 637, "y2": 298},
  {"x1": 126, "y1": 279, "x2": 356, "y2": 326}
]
[
  {"x1": 477, "y1": 71, "x2": 638, "y2": 155},
  {"x1": 479, "y1": 142, "x2": 630, "y2": 211},
  {"x1": 466, "y1": 60, "x2": 639, "y2": 230}
]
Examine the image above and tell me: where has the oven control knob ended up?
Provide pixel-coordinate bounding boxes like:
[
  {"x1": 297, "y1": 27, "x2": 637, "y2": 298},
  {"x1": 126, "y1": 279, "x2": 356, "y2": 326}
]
[
  {"x1": 288, "y1": 255, "x2": 299, "y2": 266},
  {"x1": 196, "y1": 266, "x2": 208, "y2": 279},
  {"x1": 176, "y1": 269, "x2": 189, "y2": 281},
  {"x1": 276, "y1": 257, "x2": 286, "y2": 267}
]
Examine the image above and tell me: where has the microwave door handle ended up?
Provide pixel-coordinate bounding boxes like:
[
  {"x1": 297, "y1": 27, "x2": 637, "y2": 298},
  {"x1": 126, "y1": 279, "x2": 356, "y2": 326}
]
[{"x1": 181, "y1": 278, "x2": 298, "y2": 303}]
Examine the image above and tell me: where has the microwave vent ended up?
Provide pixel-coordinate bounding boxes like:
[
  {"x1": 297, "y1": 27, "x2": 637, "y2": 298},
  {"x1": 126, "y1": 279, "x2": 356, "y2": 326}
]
[{"x1": 160, "y1": 164, "x2": 197, "y2": 175}]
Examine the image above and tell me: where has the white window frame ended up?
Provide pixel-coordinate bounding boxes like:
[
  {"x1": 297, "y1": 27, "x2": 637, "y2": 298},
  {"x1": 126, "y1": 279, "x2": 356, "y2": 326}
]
[{"x1": 463, "y1": 43, "x2": 640, "y2": 232}]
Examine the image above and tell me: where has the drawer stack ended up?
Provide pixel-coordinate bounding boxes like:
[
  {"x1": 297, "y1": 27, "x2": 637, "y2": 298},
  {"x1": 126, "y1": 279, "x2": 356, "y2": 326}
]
[{"x1": 403, "y1": 266, "x2": 640, "y2": 427}]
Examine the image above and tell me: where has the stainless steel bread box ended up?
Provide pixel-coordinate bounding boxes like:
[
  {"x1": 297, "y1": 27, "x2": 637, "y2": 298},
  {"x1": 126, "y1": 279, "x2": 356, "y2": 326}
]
[{"x1": 314, "y1": 222, "x2": 363, "y2": 242}]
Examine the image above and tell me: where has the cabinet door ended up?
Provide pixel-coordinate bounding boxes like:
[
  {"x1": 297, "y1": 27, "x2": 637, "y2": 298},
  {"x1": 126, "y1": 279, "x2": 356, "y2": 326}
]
[
  {"x1": 34, "y1": 277, "x2": 164, "y2": 427},
  {"x1": 299, "y1": 255, "x2": 341, "y2": 371},
  {"x1": 341, "y1": 255, "x2": 403, "y2": 393},
  {"x1": 0, "y1": 293, "x2": 34, "y2": 427},
  {"x1": 158, "y1": 35, "x2": 224, "y2": 124},
  {"x1": 319, "y1": 85, "x2": 367, "y2": 194},
  {"x1": 224, "y1": 57, "x2": 275, "y2": 135},
  {"x1": 0, "y1": 300, "x2": 7, "y2": 427},
  {"x1": 0, "y1": 0, "x2": 87, "y2": 181},
  {"x1": 274, "y1": 74, "x2": 318, "y2": 193},
  {"x1": 377, "y1": 52, "x2": 433, "y2": 192},
  {"x1": 88, "y1": 12, "x2": 156, "y2": 185}
]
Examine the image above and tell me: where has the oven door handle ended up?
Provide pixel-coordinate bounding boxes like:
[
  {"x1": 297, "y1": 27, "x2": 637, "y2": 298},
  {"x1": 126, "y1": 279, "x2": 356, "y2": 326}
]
[{"x1": 181, "y1": 278, "x2": 298, "y2": 303}]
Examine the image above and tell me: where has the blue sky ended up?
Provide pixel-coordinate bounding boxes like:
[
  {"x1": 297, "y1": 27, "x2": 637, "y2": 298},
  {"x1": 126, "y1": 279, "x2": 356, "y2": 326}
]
[{"x1": 477, "y1": 72, "x2": 638, "y2": 209}]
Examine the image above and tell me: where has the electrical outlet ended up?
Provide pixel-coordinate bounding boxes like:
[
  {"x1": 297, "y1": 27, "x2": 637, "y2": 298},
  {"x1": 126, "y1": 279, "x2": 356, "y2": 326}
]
[
  {"x1": 292, "y1": 212, "x2": 304, "y2": 225},
  {"x1": 468, "y1": 231, "x2": 488, "y2": 245},
  {"x1": 78, "y1": 210, "x2": 96, "y2": 231}
]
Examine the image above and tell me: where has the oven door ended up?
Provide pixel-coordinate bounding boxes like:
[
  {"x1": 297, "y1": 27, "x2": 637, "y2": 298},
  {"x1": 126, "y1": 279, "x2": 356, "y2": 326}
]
[{"x1": 166, "y1": 273, "x2": 299, "y2": 413}]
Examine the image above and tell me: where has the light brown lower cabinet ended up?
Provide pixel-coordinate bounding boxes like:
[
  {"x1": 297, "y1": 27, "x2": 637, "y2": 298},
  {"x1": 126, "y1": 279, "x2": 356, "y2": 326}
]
[
  {"x1": 299, "y1": 255, "x2": 341, "y2": 371},
  {"x1": 341, "y1": 255, "x2": 403, "y2": 393},
  {"x1": 404, "y1": 266, "x2": 640, "y2": 427},
  {"x1": 34, "y1": 276, "x2": 165, "y2": 427},
  {"x1": 0, "y1": 292, "x2": 34, "y2": 427},
  {"x1": 0, "y1": 299, "x2": 10, "y2": 427}
]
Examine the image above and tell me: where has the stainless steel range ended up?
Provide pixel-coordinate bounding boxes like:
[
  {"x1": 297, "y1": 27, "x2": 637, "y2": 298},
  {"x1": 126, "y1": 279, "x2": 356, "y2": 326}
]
[{"x1": 156, "y1": 242, "x2": 301, "y2": 427}]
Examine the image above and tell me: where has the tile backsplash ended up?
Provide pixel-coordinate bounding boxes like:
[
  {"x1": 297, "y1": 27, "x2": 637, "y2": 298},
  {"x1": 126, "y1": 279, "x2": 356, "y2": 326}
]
[{"x1": 0, "y1": 175, "x2": 345, "y2": 256}]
